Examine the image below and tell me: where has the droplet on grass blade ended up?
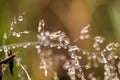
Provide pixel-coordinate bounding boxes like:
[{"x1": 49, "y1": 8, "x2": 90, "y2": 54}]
[
  {"x1": 18, "y1": 16, "x2": 23, "y2": 21},
  {"x1": 23, "y1": 45, "x2": 28, "y2": 48},
  {"x1": 10, "y1": 27, "x2": 14, "y2": 31},
  {"x1": 63, "y1": 61, "x2": 71, "y2": 69},
  {"x1": 16, "y1": 33, "x2": 21, "y2": 37},
  {"x1": 23, "y1": 30, "x2": 30, "y2": 34},
  {"x1": 38, "y1": 20, "x2": 45, "y2": 32},
  {"x1": 68, "y1": 45, "x2": 80, "y2": 52},
  {"x1": 3, "y1": 33, "x2": 7, "y2": 40},
  {"x1": 12, "y1": 32, "x2": 16, "y2": 36},
  {"x1": 68, "y1": 67, "x2": 76, "y2": 75},
  {"x1": 94, "y1": 36, "x2": 104, "y2": 43},
  {"x1": 0, "y1": 49, "x2": 2, "y2": 52},
  {"x1": 12, "y1": 46, "x2": 16, "y2": 49},
  {"x1": 35, "y1": 44, "x2": 40, "y2": 49},
  {"x1": 85, "y1": 65, "x2": 91, "y2": 69},
  {"x1": 80, "y1": 24, "x2": 90, "y2": 34},
  {"x1": 93, "y1": 42, "x2": 100, "y2": 50},
  {"x1": 13, "y1": 18, "x2": 17, "y2": 24}
]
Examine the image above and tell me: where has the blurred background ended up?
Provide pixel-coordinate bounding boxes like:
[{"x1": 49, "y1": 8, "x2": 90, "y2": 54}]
[{"x1": 0, "y1": 0, "x2": 120, "y2": 80}]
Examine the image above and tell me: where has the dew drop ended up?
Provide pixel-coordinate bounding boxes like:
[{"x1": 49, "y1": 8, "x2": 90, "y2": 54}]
[
  {"x1": 94, "y1": 36, "x2": 104, "y2": 43},
  {"x1": 106, "y1": 42, "x2": 115, "y2": 51},
  {"x1": 10, "y1": 27, "x2": 14, "y2": 31},
  {"x1": 45, "y1": 31, "x2": 50, "y2": 36},
  {"x1": 57, "y1": 45, "x2": 61, "y2": 49},
  {"x1": 102, "y1": 57, "x2": 107, "y2": 63},
  {"x1": 12, "y1": 32, "x2": 16, "y2": 36},
  {"x1": 114, "y1": 56, "x2": 118, "y2": 59},
  {"x1": 92, "y1": 55, "x2": 96, "y2": 59},
  {"x1": 77, "y1": 72, "x2": 82, "y2": 78},
  {"x1": 68, "y1": 45, "x2": 79, "y2": 52},
  {"x1": 78, "y1": 56, "x2": 82, "y2": 59},
  {"x1": 38, "y1": 20, "x2": 45, "y2": 32},
  {"x1": 63, "y1": 61, "x2": 71, "y2": 69},
  {"x1": 35, "y1": 44, "x2": 40, "y2": 49},
  {"x1": 81, "y1": 24, "x2": 90, "y2": 34},
  {"x1": 3, "y1": 33, "x2": 7, "y2": 40},
  {"x1": 16, "y1": 58, "x2": 21, "y2": 66},
  {"x1": 104, "y1": 64, "x2": 109, "y2": 71},
  {"x1": 79, "y1": 35, "x2": 84, "y2": 40},
  {"x1": 85, "y1": 65, "x2": 91, "y2": 69},
  {"x1": 63, "y1": 61, "x2": 70, "y2": 69},
  {"x1": 24, "y1": 30, "x2": 30, "y2": 34},
  {"x1": 38, "y1": 25, "x2": 42, "y2": 32},
  {"x1": 0, "y1": 49, "x2": 2, "y2": 52},
  {"x1": 40, "y1": 60, "x2": 46, "y2": 69},
  {"x1": 18, "y1": 15, "x2": 23, "y2": 21},
  {"x1": 12, "y1": 46, "x2": 16, "y2": 49},
  {"x1": 37, "y1": 49, "x2": 41, "y2": 54},
  {"x1": 13, "y1": 18, "x2": 17, "y2": 24},
  {"x1": 72, "y1": 58, "x2": 79, "y2": 66},
  {"x1": 45, "y1": 69, "x2": 48, "y2": 77},
  {"x1": 23, "y1": 45, "x2": 28, "y2": 48},
  {"x1": 16, "y1": 33, "x2": 21, "y2": 37},
  {"x1": 50, "y1": 44, "x2": 54, "y2": 48},
  {"x1": 93, "y1": 42, "x2": 100, "y2": 50},
  {"x1": 68, "y1": 67, "x2": 75, "y2": 75}
]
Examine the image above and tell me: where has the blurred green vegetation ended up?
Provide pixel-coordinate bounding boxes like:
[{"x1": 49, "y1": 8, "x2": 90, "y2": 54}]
[{"x1": 0, "y1": 0, "x2": 120, "y2": 80}]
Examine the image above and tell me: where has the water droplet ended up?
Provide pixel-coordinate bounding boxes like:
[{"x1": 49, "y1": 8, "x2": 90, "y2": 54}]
[
  {"x1": 78, "y1": 56, "x2": 82, "y2": 59},
  {"x1": 0, "y1": 49, "x2": 2, "y2": 52},
  {"x1": 79, "y1": 35, "x2": 84, "y2": 40},
  {"x1": 38, "y1": 25, "x2": 42, "y2": 33},
  {"x1": 57, "y1": 45, "x2": 61, "y2": 49},
  {"x1": 18, "y1": 15, "x2": 23, "y2": 21},
  {"x1": 93, "y1": 42, "x2": 100, "y2": 50},
  {"x1": 104, "y1": 64, "x2": 109, "y2": 71},
  {"x1": 102, "y1": 57, "x2": 107, "y2": 63},
  {"x1": 93, "y1": 62, "x2": 98, "y2": 68},
  {"x1": 94, "y1": 36, "x2": 104, "y2": 43},
  {"x1": 71, "y1": 53, "x2": 77, "y2": 58},
  {"x1": 114, "y1": 56, "x2": 118, "y2": 59},
  {"x1": 50, "y1": 44, "x2": 54, "y2": 48},
  {"x1": 92, "y1": 54, "x2": 96, "y2": 59},
  {"x1": 63, "y1": 61, "x2": 71, "y2": 69},
  {"x1": 68, "y1": 67, "x2": 75, "y2": 75},
  {"x1": 35, "y1": 44, "x2": 40, "y2": 49},
  {"x1": 72, "y1": 58, "x2": 79, "y2": 66},
  {"x1": 77, "y1": 72, "x2": 82, "y2": 78},
  {"x1": 23, "y1": 30, "x2": 30, "y2": 34},
  {"x1": 40, "y1": 60, "x2": 46, "y2": 69},
  {"x1": 3, "y1": 33, "x2": 7, "y2": 40},
  {"x1": 37, "y1": 49, "x2": 41, "y2": 54},
  {"x1": 12, "y1": 46, "x2": 16, "y2": 49},
  {"x1": 23, "y1": 45, "x2": 28, "y2": 48},
  {"x1": 12, "y1": 32, "x2": 16, "y2": 36},
  {"x1": 79, "y1": 34, "x2": 90, "y2": 40},
  {"x1": 16, "y1": 58, "x2": 21, "y2": 66},
  {"x1": 16, "y1": 33, "x2": 21, "y2": 37},
  {"x1": 10, "y1": 27, "x2": 14, "y2": 31},
  {"x1": 106, "y1": 42, "x2": 115, "y2": 51},
  {"x1": 45, "y1": 69, "x2": 48, "y2": 77},
  {"x1": 85, "y1": 65, "x2": 91, "y2": 69},
  {"x1": 13, "y1": 18, "x2": 17, "y2": 24},
  {"x1": 68, "y1": 45, "x2": 80, "y2": 52},
  {"x1": 64, "y1": 39, "x2": 70, "y2": 46},
  {"x1": 81, "y1": 24, "x2": 90, "y2": 34},
  {"x1": 38, "y1": 20, "x2": 45, "y2": 32},
  {"x1": 45, "y1": 31, "x2": 50, "y2": 36}
]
